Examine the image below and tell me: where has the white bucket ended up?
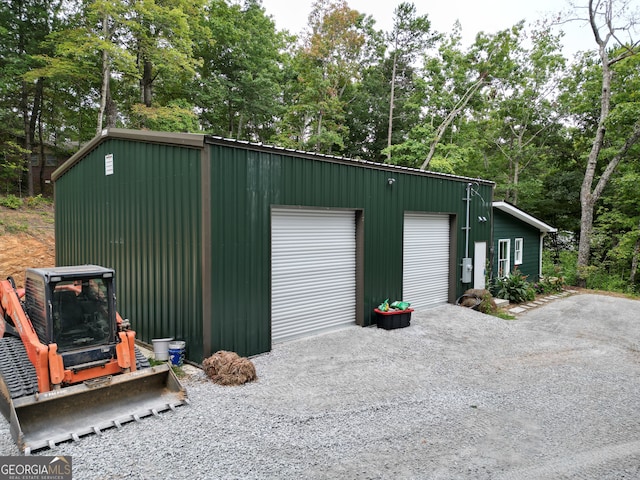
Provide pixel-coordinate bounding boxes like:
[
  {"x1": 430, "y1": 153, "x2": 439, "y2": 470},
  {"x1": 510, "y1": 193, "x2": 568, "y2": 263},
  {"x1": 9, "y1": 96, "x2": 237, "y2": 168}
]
[
  {"x1": 168, "y1": 341, "x2": 186, "y2": 366},
  {"x1": 152, "y1": 337, "x2": 174, "y2": 361}
]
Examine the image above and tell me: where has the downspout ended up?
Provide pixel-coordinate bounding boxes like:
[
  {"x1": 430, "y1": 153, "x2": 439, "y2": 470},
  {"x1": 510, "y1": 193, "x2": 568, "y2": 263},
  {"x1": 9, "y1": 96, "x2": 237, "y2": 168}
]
[
  {"x1": 464, "y1": 183, "x2": 471, "y2": 258},
  {"x1": 201, "y1": 141, "x2": 212, "y2": 358},
  {"x1": 461, "y1": 183, "x2": 473, "y2": 284}
]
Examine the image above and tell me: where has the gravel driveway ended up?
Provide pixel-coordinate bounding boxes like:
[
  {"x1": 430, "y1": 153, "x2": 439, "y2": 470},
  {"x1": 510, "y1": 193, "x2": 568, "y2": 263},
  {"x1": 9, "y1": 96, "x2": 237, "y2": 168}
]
[{"x1": 1, "y1": 292, "x2": 639, "y2": 479}]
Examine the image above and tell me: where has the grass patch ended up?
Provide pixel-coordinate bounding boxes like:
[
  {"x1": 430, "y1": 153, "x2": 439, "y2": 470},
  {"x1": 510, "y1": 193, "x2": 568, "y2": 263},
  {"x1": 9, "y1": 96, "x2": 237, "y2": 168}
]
[
  {"x1": 147, "y1": 357, "x2": 186, "y2": 377},
  {"x1": 148, "y1": 357, "x2": 165, "y2": 367},
  {"x1": 492, "y1": 310, "x2": 517, "y2": 320},
  {"x1": 3, "y1": 222, "x2": 29, "y2": 234},
  {"x1": 0, "y1": 198, "x2": 55, "y2": 237},
  {"x1": 39, "y1": 212, "x2": 55, "y2": 223}
]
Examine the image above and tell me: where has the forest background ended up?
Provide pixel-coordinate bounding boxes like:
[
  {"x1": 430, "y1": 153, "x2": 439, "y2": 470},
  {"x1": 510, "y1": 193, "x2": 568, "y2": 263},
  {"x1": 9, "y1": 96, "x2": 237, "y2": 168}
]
[{"x1": 1, "y1": 0, "x2": 640, "y2": 292}]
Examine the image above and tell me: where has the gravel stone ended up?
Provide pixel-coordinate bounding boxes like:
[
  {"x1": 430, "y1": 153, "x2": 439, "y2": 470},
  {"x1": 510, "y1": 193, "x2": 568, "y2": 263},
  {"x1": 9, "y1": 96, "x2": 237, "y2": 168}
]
[{"x1": 0, "y1": 293, "x2": 639, "y2": 479}]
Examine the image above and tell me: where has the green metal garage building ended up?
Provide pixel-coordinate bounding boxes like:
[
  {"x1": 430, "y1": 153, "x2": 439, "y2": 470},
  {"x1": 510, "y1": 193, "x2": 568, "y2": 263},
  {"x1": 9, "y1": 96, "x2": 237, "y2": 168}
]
[{"x1": 52, "y1": 129, "x2": 494, "y2": 361}]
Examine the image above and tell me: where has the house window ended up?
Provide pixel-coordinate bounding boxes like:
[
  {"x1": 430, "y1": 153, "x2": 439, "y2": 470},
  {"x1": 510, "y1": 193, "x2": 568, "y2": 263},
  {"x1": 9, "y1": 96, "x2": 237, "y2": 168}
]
[
  {"x1": 498, "y1": 239, "x2": 510, "y2": 277},
  {"x1": 514, "y1": 238, "x2": 523, "y2": 265},
  {"x1": 45, "y1": 155, "x2": 57, "y2": 166}
]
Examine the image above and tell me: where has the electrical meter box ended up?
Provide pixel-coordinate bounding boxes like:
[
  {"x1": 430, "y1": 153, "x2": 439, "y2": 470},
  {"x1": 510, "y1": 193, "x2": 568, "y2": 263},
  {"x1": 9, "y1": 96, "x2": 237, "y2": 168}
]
[{"x1": 461, "y1": 257, "x2": 473, "y2": 283}]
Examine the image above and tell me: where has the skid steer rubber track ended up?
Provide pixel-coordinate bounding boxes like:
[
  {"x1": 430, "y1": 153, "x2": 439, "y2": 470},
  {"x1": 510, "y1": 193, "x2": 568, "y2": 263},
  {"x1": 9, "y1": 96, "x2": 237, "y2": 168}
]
[
  {"x1": 135, "y1": 347, "x2": 151, "y2": 369},
  {"x1": 0, "y1": 336, "x2": 40, "y2": 447},
  {"x1": 0, "y1": 336, "x2": 39, "y2": 400},
  {"x1": 0, "y1": 338, "x2": 188, "y2": 454}
]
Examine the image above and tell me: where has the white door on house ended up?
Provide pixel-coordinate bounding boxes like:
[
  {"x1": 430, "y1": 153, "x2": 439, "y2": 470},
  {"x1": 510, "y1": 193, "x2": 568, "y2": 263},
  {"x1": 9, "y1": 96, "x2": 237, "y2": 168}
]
[{"x1": 474, "y1": 241, "x2": 486, "y2": 289}]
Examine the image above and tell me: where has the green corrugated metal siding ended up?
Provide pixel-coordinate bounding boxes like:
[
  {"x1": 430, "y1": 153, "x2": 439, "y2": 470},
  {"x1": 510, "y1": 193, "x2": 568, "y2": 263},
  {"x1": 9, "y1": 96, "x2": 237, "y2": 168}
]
[
  {"x1": 54, "y1": 130, "x2": 494, "y2": 361},
  {"x1": 207, "y1": 142, "x2": 494, "y2": 357},
  {"x1": 54, "y1": 138, "x2": 204, "y2": 360},
  {"x1": 492, "y1": 209, "x2": 541, "y2": 281}
]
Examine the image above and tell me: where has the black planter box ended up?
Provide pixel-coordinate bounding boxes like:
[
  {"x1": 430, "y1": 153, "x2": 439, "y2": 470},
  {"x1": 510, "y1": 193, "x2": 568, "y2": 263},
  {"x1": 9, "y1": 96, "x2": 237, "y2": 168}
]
[{"x1": 374, "y1": 308, "x2": 413, "y2": 330}]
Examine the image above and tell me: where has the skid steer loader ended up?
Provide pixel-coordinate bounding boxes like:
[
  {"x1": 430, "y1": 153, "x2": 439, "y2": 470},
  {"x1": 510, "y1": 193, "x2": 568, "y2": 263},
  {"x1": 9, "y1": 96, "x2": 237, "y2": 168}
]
[{"x1": 0, "y1": 265, "x2": 188, "y2": 454}]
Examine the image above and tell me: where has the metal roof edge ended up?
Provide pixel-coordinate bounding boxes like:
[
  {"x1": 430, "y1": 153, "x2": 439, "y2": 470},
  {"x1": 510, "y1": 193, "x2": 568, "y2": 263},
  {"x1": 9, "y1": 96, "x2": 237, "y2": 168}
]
[
  {"x1": 204, "y1": 135, "x2": 496, "y2": 186},
  {"x1": 51, "y1": 128, "x2": 495, "y2": 186},
  {"x1": 52, "y1": 128, "x2": 205, "y2": 182},
  {"x1": 493, "y1": 201, "x2": 557, "y2": 233}
]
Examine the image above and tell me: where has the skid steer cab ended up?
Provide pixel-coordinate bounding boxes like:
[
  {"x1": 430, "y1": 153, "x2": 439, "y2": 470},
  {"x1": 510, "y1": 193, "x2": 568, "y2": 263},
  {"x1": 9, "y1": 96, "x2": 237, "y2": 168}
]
[{"x1": 0, "y1": 265, "x2": 187, "y2": 454}]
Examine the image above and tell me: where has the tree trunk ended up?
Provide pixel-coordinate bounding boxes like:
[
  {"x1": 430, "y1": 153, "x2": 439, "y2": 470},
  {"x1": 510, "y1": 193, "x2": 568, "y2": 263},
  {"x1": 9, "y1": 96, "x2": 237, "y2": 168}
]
[
  {"x1": 228, "y1": 98, "x2": 234, "y2": 138},
  {"x1": 420, "y1": 74, "x2": 486, "y2": 170},
  {"x1": 38, "y1": 113, "x2": 45, "y2": 195},
  {"x1": 577, "y1": 194, "x2": 596, "y2": 287},
  {"x1": 512, "y1": 157, "x2": 520, "y2": 205},
  {"x1": 237, "y1": 112, "x2": 243, "y2": 140},
  {"x1": 21, "y1": 80, "x2": 32, "y2": 198},
  {"x1": 106, "y1": 89, "x2": 117, "y2": 128},
  {"x1": 30, "y1": 79, "x2": 44, "y2": 197},
  {"x1": 577, "y1": 0, "x2": 622, "y2": 286},
  {"x1": 576, "y1": 45, "x2": 610, "y2": 286},
  {"x1": 316, "y1": 110, "x2": 323, "y2": 152},
  {"x1": 22, "y1": 78, "x2": 43, "y2": 197},
  {"x1": 97, "y1": 12, "x2": 110, "y2": 134},
  {"x1": 17, "y1": 0, "x2": 30, "y2": 197},
  {"x1": 29, "y1": 79, "x2": 42, "y2": 148},
  {"x1": 629, "y1": 219, "x2": 640, "y2": 285},
  {"x1": 386, "y1": 51, "x2": 397, "y2": 162},
  {"x1": 142, "y1": 59, "x2": 153, "y2": 107},
  {"x1": 511, "y1": 126, "x2": 529, "y2": 206}
]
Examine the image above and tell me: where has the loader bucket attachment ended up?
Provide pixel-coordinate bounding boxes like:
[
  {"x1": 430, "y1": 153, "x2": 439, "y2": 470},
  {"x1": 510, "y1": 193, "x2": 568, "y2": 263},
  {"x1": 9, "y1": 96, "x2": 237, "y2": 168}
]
[{"x1": 1, "y1": 364, "x2": 187, "y2": 454}]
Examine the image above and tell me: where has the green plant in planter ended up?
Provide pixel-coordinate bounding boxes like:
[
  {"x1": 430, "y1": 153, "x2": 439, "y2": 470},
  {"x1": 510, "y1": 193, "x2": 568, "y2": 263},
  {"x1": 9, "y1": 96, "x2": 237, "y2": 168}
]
[{"x1": 492, "y1": 269, "x2": 536, "y2": 303}]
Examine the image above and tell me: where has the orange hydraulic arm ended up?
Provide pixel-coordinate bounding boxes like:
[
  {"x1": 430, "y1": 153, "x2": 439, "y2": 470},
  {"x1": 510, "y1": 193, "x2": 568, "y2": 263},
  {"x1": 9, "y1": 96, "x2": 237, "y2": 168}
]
[{"x1": 0, "y1": 279, "x2": 52, "y2": 393}]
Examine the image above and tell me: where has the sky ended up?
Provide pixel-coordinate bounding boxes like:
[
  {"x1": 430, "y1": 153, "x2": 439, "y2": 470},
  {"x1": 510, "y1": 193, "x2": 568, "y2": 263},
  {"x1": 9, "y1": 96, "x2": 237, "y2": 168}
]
[{"x1": 260, "y1": 0, "x2": 596, "y2": 57}]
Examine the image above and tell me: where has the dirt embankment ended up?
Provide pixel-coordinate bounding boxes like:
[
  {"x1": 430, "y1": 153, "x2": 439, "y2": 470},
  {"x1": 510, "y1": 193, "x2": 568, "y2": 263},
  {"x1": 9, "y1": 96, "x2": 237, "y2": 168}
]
[{"x1": 0, "y1": 204, "x2": 55, "y2": 288}]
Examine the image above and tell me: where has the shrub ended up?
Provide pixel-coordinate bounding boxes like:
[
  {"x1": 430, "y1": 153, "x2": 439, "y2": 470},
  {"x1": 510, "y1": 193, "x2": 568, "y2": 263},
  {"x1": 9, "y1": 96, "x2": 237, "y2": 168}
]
[
  {"x1": 533, "y1": 281, "x2": 549, "y2": 295},
  {"x1": 542, "y1": 243, "x2": 639, "y2": 296},
  {"x1": 542, "y1": 249, "x2": 577, "y2": 286},
  {"x1": 584, "y1": 267, "x2": 632, "y2": 293},
  {"x1": 534, "y1": 276, "x2": 565, "y2": 295},
  {"x1": 25, "y1": 194, "x2": 50, "y2": 208},
  {"x1": 0, "y1": 194, "x2": 23, "y2": 209},
  {"x1": 492, "y1": 269, "x2": 536, "y2": 303},
  {"x1": 478, "y1": 290, "x2": 497, "y2": 314}
]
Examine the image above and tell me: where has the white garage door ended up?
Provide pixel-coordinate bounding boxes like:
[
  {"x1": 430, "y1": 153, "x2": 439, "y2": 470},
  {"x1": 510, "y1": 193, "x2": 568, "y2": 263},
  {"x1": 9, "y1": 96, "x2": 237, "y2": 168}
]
[
  {"x1": 271, "y1": 209, "x2": 356, "y2": 343},
  {"x1": 403, "y1": 213, "x2": 450, "y2": 310}
]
